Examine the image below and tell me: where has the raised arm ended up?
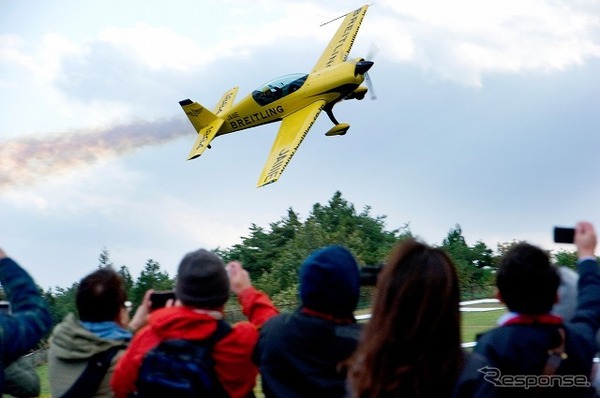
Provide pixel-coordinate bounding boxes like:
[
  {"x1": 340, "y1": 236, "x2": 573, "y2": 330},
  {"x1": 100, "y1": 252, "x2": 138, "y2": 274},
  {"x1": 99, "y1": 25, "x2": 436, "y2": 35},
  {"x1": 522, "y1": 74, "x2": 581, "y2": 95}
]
[
  {"x1": 0, "y1": 249, "x2": 52, "y2": 364},
  {"x1": 571, "y1": 222, "x2": 600, "y2": 332},
  {"x1": 227, "y1": 261, "x2": 278, "y2": 327}
]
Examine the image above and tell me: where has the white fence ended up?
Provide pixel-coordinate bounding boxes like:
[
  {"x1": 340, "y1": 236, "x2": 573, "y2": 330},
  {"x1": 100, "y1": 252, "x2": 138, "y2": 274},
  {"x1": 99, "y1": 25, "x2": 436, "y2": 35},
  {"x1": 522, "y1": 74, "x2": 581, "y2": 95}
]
[{"x1": 355, "y1": 298, "x2": 506, "y2": 348}]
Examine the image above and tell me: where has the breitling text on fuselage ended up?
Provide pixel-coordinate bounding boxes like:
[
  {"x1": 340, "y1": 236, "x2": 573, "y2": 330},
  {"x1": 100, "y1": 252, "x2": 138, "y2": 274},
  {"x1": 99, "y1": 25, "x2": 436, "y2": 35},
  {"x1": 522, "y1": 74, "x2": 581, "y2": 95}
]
[{"x1": 229, "y1": 106, "x2": 285, "y2": 129}]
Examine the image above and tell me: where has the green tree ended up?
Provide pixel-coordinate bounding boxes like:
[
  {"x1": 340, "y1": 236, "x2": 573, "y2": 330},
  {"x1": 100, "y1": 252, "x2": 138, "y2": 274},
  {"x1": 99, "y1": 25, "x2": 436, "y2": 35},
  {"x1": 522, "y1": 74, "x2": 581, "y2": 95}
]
[
  {"x1": 222, "y1": 208, "x2": 302, "y2": 279},
  {"x1": 118, "y1": 265, "x2": 135, "y2": 301},
  {"x1": 131, "y1": 259, "x2": 173, "y2": 309},
  {"x1": 254, "y1": 219, "x2": 327, "y2": 298},
  {"x1": 98, "y1": 247, "x2": 113, "y2": 268},
  {"x1": 441, "y1": 225, "x2": 494, "y2": 299},
  {"x1": 553, "y1": 249, "x2": 578, "y2": 269},
  {"x1": 496, "y1": 240, "x2": 522, "y2": 257},
  {"x1": 253, "y1": 192, "x2": 407, "y2": 304},
  {"x1": 222, "y1": 223, "x2": 272, "y2": 279},
  {"x1": 471, "y1": 241, "x2": 494, "y2": 269},
  {"x1": 44, "y1": 283, "x2": 78, "y2": 324}
]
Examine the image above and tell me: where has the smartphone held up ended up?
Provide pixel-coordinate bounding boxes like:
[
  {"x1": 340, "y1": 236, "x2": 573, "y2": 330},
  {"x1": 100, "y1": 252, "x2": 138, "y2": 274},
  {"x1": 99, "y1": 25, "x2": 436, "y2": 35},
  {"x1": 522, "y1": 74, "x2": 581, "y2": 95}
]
[
  {"x1": 150, "y1": 291, "x2": 176, "y2": 310},
  {"x1": 554, "y1": 227, "x2": 575, "y2": 244}
]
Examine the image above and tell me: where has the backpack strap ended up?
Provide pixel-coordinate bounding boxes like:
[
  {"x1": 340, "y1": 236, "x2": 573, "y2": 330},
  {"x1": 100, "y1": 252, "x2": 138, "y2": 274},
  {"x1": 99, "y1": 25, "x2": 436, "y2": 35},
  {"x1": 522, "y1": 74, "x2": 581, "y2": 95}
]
[
  {"x1": 201, "y1": 319, "x2": 232, "y2": 347},
  {"x1": 59, "y1": 344, "x2": 126, "y2": 398},
  {"x1": 191, "y1": 320, "x2": 233, "y2": 398}
]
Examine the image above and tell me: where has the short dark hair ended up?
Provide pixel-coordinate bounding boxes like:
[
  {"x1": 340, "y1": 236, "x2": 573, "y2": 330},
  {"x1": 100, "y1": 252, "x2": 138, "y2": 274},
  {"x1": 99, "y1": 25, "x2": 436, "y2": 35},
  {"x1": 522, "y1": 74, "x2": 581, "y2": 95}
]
[
  {"x1": 76, "y1": 268, "x2": 127, "y2": 322},
  {"x1": 497, "y1": 243, "x2": 560, "y2": 314}
]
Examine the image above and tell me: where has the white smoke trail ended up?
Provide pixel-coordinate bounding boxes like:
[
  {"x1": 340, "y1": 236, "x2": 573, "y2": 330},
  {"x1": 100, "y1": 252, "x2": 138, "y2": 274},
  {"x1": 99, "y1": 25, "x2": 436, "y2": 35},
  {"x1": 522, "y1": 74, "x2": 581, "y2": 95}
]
[{"x1": 0, "y1": 116, "x2": 190, "y2": 191}]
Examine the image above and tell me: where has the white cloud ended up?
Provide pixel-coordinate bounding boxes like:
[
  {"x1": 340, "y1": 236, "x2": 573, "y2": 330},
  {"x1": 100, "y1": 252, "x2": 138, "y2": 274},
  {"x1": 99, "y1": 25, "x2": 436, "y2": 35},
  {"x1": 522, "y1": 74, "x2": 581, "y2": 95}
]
[
  {"x1": 377, "y1": 0, "x2": 600, "y2": 85},
  {"x1": 0, "y1": 33, "x2": 82, "y2": 83},
  {"x1": 98, "y1": 24, "x2": 210, "y2": 72}
]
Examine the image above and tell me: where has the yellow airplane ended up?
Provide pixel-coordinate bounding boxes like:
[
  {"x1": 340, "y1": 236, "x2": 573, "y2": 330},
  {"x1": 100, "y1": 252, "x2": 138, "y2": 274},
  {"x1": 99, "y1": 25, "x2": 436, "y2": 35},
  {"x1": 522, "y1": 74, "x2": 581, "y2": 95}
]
[{"x1": 179, "y1": 4, "x2": 373, "y2": 187}]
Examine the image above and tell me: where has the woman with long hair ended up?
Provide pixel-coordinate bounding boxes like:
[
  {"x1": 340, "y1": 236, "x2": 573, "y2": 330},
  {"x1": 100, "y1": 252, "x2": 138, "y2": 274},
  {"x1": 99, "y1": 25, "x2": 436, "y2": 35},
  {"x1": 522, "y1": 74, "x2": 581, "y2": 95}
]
[{"x1": 346, "y1": 239, "x2": 492, "y2": 398}]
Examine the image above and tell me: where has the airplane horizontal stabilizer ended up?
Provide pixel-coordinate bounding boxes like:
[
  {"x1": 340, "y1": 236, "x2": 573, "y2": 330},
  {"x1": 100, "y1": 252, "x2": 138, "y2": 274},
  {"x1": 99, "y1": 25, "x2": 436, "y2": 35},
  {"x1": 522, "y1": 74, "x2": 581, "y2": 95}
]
[
  {"x1": 187, "y1": 118, "x2": 224, "y2": 160},
  {"x1": 179, "y1": 99, "x2": 224, "y2": 159},
  {"x1": 212, "y1": 87, "x2": 239, "y2": 116}
]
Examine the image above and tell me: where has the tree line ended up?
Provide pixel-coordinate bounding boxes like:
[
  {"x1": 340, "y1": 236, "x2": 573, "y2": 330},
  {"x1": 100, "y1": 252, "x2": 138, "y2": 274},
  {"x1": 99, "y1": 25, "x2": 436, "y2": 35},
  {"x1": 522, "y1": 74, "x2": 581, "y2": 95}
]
[{"x1": 41, "y1": 191, "x2": 583, "y2": 327}]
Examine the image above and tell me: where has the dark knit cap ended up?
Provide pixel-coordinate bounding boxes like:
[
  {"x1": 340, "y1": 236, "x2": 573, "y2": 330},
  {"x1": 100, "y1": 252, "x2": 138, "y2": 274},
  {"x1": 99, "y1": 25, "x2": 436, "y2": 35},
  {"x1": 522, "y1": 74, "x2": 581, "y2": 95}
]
[
  {"x1": 175, "y1": 249, "x2": 230, "y2": 309},
  {"x1": 299, "y1": 245, "x2": 360, "y2": 318}
]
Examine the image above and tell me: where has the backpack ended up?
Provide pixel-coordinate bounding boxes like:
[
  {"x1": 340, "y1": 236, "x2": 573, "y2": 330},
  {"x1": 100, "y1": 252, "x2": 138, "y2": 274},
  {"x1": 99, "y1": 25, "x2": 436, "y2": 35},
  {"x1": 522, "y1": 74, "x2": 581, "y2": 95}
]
[{"x1": 134, "y1": 320, "x2": 232, "y2": 398}]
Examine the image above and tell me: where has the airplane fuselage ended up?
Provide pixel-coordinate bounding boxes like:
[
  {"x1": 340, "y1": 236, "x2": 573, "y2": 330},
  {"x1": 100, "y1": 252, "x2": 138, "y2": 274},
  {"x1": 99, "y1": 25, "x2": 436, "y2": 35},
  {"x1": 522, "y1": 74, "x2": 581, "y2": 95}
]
[{"x1": 216, "y1": 60, "x2": 365, "y2": 137}]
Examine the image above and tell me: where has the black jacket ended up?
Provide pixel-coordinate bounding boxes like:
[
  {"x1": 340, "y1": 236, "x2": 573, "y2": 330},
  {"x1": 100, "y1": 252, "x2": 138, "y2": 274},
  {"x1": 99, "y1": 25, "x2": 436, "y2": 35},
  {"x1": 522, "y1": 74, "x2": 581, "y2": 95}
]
[
  {"x1": 255, "y1": 309, "x2": 361, "y2": 398},
  {"x1": 475, "y1": 258, "x2": 600, "y2": 397}
]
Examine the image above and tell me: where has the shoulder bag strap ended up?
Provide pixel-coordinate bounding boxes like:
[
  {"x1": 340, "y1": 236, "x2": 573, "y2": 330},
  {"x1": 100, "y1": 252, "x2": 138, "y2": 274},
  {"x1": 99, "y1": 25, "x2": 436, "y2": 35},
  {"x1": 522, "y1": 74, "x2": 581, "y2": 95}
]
[{"x1": 59, "y1": 344, "x2": 126, "y2": 398}]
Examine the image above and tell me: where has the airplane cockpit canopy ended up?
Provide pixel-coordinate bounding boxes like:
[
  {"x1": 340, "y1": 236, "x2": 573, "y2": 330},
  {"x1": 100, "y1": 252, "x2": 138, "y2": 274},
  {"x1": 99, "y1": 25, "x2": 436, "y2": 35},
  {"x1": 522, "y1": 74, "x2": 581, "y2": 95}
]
[{"x1": 252, "y1": 73, "x2": 308, "y2": 106}]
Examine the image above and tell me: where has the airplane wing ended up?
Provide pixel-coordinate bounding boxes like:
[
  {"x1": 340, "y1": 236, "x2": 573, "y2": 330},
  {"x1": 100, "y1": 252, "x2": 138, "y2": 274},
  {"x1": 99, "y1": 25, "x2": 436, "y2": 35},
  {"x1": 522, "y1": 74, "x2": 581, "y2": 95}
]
[
  {"x1": 257, "y1": 100, "x2": 326, "y2": 187},
  {"x1": 310, "y1": 4, "x2": 369, "y2": 74}
]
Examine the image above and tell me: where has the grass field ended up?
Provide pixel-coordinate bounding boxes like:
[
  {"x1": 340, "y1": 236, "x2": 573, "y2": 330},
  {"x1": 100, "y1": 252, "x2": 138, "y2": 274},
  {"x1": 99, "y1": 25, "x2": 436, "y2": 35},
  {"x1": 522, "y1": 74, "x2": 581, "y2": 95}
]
[
  {"x1": 31, "y1": 307, "x2": 504, "y2": 398},
  {"x1": 461, "y1": 308, "x2": 504, "y2": 343}
]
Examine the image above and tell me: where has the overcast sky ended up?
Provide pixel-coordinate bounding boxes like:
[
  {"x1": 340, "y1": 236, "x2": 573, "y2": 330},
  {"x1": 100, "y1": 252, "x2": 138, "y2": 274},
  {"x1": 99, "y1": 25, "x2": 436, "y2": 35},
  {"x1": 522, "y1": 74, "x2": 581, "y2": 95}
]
[{"x1": 1, "y1": 0, "x2": 599, "y2": 289}]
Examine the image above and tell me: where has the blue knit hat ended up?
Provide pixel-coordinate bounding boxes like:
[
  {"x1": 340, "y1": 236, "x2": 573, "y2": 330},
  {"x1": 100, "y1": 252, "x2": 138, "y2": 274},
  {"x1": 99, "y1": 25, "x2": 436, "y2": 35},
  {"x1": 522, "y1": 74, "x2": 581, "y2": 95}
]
[{"x1": 299, "y1": 245, "x2": 360, "y2": 318}]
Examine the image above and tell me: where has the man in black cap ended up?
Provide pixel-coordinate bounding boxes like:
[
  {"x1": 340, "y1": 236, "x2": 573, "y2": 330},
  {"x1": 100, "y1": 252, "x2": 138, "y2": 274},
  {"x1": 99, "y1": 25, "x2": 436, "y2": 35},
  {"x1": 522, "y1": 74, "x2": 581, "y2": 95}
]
[
  {"x1": 112, "y1": 249, "x2": 278, "y2": 398},
  {"x1": 255, "y1": 245, "x2": 362, "y2": 398}
]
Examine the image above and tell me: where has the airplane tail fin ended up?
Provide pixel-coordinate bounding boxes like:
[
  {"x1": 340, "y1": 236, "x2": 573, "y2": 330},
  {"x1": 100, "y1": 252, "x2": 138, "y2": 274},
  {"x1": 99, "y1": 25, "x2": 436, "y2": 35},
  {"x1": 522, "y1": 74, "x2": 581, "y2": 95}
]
[{"x1": 179, "y1": 99, "x2": 224, "y2": 160}]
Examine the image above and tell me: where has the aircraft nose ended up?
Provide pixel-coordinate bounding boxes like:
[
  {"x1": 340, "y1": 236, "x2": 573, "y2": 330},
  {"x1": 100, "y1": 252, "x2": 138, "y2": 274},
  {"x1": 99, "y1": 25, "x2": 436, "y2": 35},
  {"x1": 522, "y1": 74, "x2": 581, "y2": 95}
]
[{"x1": 355, "y1": 60, "x2": 374, "y2": 76}]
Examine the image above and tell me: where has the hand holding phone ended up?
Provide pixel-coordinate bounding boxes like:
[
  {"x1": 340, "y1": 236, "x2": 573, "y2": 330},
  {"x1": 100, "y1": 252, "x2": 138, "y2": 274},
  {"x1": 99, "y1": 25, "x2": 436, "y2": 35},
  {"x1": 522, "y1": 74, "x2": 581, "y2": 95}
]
[{"x1": 150, "y1": 291, "x2": 176, "y2": 310}]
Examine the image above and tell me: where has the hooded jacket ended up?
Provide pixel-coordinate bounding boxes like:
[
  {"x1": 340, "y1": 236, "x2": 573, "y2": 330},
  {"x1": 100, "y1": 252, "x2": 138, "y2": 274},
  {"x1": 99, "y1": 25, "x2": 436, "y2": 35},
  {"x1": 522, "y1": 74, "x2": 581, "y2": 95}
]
[
  {"x1": 111, "y1": 286, "x2": 277, "y2": 398},
  {"x1": 48, "y1": 313, "x2": 130, "y2": 398}
]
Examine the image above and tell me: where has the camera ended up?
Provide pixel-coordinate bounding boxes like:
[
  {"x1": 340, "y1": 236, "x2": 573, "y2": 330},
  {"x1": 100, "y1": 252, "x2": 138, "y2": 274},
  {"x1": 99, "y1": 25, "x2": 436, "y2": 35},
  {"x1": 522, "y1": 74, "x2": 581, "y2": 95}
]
[
  {"x1": 150, "y1": 291, "x2": 176, "y2": 310},
  {"x1": 553, "y1": 227, "x2": 575, "y2": 244},
  {"x1": 360, "y1": 264, "x2": 384, "y2": 286}
]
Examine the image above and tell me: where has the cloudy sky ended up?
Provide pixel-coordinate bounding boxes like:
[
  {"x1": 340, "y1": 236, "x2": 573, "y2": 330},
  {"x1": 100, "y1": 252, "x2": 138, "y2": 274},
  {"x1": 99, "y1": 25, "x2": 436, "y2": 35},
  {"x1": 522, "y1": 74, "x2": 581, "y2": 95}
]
[{"x1": 1, "y1": 0, "x2": 599, "y2": 289}]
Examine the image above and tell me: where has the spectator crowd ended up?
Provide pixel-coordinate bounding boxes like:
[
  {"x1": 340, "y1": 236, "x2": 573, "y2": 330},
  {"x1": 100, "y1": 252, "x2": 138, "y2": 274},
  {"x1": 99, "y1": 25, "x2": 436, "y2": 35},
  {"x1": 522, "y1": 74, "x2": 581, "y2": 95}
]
[{"x1": 0, "y1": 221, "x2": 598, "y2": 397}]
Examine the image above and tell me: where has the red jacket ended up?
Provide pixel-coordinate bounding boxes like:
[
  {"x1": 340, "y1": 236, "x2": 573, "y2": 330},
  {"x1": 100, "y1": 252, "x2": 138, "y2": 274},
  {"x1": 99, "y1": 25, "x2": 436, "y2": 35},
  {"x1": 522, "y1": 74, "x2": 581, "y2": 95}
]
[{"x1": 111, "y1": 287, "x2": 278, "y2": 398}]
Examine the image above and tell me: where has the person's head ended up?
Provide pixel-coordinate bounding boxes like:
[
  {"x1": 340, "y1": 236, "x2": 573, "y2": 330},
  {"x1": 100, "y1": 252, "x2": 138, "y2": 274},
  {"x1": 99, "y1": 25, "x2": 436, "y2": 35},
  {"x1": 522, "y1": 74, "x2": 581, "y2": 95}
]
[
  {"x1": 299, "y1": 245, "x2": 360, "y2": 319},
  {"x1": 76, "y1": 268, "x2": 128, "y2": 323},
  {"x1": 348, "y1": 239, "x2": 462, "y2": 397},
  {"x1": 175, "y1": 249, "x2": 230, "y2": 309},
  {"x1": 496, "y1": 243, "x2": 560, "y2": 314}
]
